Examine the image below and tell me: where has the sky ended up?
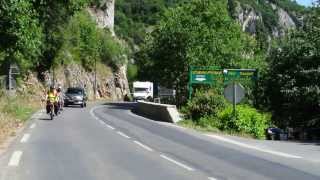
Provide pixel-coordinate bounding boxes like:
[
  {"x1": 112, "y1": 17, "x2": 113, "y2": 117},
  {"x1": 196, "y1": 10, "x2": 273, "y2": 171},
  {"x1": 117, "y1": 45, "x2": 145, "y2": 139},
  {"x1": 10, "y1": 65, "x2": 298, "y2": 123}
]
[{"x1": 296, "y1": 0, "x2": 315, "y2": 6}]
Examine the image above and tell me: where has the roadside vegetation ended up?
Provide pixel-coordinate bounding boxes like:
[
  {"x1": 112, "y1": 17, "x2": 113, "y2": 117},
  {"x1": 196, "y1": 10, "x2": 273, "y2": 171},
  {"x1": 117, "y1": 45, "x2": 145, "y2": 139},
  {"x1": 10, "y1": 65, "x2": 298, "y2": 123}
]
[
  {"x1": 0, "y1": 93, "x2": 41, "y2": 145},
  {"x1": 134, "y1": 0, "x2": 320, "y2": 139},
  {"x1": 0, "y1": 0, "x2": 128, "y2": 145}
]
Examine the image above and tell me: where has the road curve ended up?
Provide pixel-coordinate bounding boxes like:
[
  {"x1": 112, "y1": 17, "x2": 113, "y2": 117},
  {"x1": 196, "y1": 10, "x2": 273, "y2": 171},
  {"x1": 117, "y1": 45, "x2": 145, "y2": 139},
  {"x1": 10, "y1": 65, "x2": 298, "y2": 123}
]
[{"x1": 0, "y1": 102, "x2": 319, "y2": 180}]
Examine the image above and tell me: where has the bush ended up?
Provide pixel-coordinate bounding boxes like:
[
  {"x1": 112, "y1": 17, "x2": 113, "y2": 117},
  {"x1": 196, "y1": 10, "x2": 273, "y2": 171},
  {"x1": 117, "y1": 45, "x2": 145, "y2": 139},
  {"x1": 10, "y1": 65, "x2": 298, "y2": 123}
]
[
  {"x1": 182, "y1": 89, "x2": 227, "y2": 120},
  {"x1": 218, "y1": 105, "x2": 271, "y2": 139}
]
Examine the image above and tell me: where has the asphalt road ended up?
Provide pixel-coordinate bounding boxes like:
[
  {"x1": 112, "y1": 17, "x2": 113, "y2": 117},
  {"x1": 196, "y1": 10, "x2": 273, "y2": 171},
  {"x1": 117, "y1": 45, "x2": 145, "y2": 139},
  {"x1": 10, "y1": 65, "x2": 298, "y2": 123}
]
[{"x1": 0, "y1": 102, "x2": 319, "y2": 180}]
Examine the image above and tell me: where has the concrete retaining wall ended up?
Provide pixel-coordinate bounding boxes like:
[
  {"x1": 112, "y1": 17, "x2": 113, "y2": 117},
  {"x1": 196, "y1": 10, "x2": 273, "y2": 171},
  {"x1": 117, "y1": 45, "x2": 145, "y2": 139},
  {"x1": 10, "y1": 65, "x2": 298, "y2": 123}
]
[{"x1": 135, "y1": 101, "x2": 181, "y2": 123}]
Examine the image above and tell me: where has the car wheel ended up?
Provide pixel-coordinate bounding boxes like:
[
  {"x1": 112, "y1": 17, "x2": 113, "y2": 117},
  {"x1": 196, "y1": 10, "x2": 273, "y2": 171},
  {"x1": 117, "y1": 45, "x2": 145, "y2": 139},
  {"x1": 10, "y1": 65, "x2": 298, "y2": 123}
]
[{"x1": 81, "y1": 103, "x2": 84, "y2": 108}]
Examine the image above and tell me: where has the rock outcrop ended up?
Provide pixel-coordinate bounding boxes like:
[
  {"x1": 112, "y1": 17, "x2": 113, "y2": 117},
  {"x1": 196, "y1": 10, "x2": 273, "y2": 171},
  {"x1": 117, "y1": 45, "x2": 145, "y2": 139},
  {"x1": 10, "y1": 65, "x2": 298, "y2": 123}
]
[
  {"x1": 229, "y1": 0, "x2": 298, "y2": 37},
  {"x1": 88, "y1": 0, "x2": 115, "y2": 35},
  {"x1": 55, "y1": 63, "x2": 128, "y2": 100},
  {"x1": 20, "y1": 63, "x2": 129, "y2": 101}
]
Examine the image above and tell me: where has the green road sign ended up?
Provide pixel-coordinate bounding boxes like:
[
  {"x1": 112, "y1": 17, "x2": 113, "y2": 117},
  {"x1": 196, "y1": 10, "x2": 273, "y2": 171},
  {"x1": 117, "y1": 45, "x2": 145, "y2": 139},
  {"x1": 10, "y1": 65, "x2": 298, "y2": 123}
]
[{"x1": 188, "y1": 66, "x2": 258, "y2": 99}]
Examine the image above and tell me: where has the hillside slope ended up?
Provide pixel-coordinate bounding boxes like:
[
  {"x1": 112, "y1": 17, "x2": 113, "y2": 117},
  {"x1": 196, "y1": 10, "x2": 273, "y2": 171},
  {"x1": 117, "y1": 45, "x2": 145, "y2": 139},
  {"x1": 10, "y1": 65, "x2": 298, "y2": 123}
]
[{"x1": 115, "y1": 0, "x2": 307, "y2": 49}]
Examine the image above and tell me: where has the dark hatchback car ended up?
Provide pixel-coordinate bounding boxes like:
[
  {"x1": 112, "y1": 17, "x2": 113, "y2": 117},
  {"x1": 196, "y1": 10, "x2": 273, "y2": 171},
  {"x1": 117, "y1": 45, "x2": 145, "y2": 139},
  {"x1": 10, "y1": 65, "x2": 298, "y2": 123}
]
[{"x1": 64, "y1": 87, "x2": 87, "y2": 108}]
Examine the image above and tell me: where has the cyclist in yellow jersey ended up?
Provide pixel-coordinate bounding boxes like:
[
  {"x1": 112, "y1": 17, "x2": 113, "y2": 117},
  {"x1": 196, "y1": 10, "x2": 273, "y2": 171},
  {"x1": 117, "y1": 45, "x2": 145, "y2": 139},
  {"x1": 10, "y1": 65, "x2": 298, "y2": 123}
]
[{"x1": 46, "y1": 86, "x2": 58, "y2": 115}]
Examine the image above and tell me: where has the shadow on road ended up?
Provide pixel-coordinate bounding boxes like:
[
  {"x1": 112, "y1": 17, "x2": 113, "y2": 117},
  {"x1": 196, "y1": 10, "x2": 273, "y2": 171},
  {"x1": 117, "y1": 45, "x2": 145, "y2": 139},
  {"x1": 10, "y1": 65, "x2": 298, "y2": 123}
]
[
  {"x1": 103, "y1": 102, "x2": 161, "y2": 122},
  {"x1": 292, "y1": 141, "x2": 320, "y2": 146},
  {"x1": 104, "y1": 102, "x2": 137, "y2": 110},
  {"x1": 38, "y1": 118, "x2": 52, "y2": 121}
]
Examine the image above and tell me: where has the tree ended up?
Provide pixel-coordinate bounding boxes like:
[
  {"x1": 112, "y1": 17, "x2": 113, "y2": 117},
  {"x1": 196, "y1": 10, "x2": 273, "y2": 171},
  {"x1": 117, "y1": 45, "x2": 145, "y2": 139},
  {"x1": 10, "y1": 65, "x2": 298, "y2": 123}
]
[
  {"x1": 32, "y1": 0, "x2": 90, "y2": 70},
  {"x1": 136, "y1": 0, "x2": 263, "y2": 104},
  {"x1": 263, "y1": 3, "x2": 320, "y2": 128},
  {"x1": 0, "y1": 0, "x2": 43, "y2": 72}
]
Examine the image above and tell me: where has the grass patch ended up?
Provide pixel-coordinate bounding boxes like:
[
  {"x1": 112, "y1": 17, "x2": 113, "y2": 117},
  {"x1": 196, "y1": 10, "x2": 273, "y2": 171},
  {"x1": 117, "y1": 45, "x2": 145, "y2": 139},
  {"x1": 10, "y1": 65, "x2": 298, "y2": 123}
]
[
  {"x1": 178, "y1": 119, "x2": 256, "y2": 139},
  {"x1": 1, "y1": 95, "x2": 40, "y2": 122},
  {"x1": 0, "y1": 94, "x2": 41, "y2": 145}
]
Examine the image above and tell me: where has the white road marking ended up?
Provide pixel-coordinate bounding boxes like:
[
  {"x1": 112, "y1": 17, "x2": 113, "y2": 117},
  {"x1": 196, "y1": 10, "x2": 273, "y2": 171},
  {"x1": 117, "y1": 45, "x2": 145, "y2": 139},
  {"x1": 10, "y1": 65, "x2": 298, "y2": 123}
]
[
  {"x1": 117, "y1": 131, "x2": 131, "y2": 139},
  {"x1": 208, "y1": 177, "x2": 218, "y2": 180},
  {"x1": 160, "y1": 154, "x2": 194, "y2": 171},
  {"x1": 134, "y1": 141, "x2": 154, "y2": 152},
  {"x1": 8, "y1": 151, "x2": 23, "y2": 166},
  {"x1": 30, "y1": 123, "x2": 36, "y2": 129},
  {"x1": 90, "y1": 106, "x2": 101, "y2": 121},
  {"x1": 105, "y1": 124, "x2": 115, "y2": 130},
  {"x1": 20, "y1": 134, "x2": 30, "y2": 143},
  {"x1": 206, "y1": 134, "x2": 303, "y2": 159}
]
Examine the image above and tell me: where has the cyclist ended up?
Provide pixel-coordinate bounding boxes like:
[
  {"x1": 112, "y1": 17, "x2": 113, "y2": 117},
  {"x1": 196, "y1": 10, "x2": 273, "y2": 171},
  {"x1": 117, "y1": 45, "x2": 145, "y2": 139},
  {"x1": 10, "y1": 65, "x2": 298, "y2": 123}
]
[
  {"x1": 56, "y1": 86, "x2": 64, "y2": 111},
  {"x1": 46, "y1": 86, "x2": 58, "y2": 116}
]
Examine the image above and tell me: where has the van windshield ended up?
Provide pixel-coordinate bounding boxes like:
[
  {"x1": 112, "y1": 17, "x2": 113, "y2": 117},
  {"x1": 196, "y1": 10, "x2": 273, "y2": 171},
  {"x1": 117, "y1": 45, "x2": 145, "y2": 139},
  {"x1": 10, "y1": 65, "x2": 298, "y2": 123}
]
[{"x1": 134, "y1": 88, "x2": 148, "y2": 93}]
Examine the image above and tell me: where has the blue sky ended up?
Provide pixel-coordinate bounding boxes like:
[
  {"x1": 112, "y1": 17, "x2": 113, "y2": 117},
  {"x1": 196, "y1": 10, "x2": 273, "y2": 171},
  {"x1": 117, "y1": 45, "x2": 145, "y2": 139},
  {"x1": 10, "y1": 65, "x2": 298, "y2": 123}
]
[{"x1": 296, "y1": 0, "x2": 315, "y2": 6}]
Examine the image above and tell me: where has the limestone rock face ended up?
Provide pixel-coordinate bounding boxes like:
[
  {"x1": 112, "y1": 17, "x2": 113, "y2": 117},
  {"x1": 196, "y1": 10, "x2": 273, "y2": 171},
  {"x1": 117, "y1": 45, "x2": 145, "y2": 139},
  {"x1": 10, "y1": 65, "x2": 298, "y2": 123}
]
[
  {"x1": 230, "y1": 0, "x2": 298, "y2": 37},
  {"x1": 22, "y1": 63, "x2": 130, "y2": 101},
  {"x1": 88, "y1": 0, "x2": 115, "y2": 35}
]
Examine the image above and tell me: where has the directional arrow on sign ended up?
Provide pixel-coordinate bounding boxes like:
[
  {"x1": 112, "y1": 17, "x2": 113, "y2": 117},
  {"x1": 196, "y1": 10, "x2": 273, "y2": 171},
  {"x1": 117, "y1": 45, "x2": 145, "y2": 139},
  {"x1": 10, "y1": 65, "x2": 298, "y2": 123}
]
[{"x1": 195, "y1": 77, "x2": 206, "y2": 82}]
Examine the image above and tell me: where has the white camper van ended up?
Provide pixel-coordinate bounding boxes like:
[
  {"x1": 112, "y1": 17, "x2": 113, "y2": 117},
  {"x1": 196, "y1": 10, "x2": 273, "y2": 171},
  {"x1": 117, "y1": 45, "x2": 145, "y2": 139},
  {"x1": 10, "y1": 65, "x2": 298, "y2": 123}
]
[{"x1": 133, "y1": 81, "x2": 153, "y2": 101}]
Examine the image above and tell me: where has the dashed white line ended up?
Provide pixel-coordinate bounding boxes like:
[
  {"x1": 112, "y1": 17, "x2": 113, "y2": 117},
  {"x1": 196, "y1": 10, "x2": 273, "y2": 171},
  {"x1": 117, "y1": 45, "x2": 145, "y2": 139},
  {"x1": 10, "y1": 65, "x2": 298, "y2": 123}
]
[
  {"x1": 117, "y1": 131, "x2": 131, "y2": 139},
  {"x1": 8, "y1": 151, "x2": 23, "y2": 166},
  {"x1": 160, "y1": 154, "x2": 194, "y2": 171},
  {"x1": 20, "y1": 134, "x2": 30, "y2": 143},
  {"x1": 208, "y1": 177, "x2": 218, "y2": 180},
  {"x1": 30, "y1": 123, "x2": 36, "y2": 129},
  {"x1": 206, "y1": 134, "x2": 303, "y2": 159},
  {"x1": 134, "y1": 141, "x2": 154, "y2": 152}
]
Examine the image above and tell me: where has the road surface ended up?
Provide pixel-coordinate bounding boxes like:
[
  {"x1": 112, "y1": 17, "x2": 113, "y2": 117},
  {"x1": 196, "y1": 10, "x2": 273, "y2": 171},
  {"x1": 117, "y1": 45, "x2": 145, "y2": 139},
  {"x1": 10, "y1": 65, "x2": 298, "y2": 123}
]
[{"x1": 0, "y1": 103, "x2": 319, "y2": 180}]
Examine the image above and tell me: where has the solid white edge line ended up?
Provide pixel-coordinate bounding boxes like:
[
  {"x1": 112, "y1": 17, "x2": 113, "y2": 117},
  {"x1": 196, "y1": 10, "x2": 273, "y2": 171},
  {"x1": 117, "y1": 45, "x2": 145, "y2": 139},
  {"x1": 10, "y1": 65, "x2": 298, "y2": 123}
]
[
  {"x1": 134, "y1": 141, "x2": 154, "y2": 152},
  {"x1": 30, "y1": 123, "x2": 36, "y2": 129},
  {"x1": 105, "y1": 124, "x2": 115, "y2": 130},
  {"x1": 8, "y1": 151, "x2": 23, "y2": 166},
  {"x1": 160, "y1": 154, "x2": 194, "y2": 171},
  {"x1": 20, "y1": 134, "x2": 30, "y2": 143},
  {"x1": 90, "y1": 106, "x2": 100, "y2": 120},
  {"x1": 117, "y1": 131, "x2": 131, "y2": 139},
  {"x1": 206, "y1": 134, "x2": 303, "y2": 159},
  {"x1": 208, "y1": 177, "x2": 218, "y2": 180}
]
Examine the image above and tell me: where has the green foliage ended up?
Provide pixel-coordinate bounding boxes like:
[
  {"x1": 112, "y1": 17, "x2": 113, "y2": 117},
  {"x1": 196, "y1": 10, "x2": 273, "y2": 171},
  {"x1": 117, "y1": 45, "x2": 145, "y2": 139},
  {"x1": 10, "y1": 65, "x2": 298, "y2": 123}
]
[
  {"x1": 261, "y1": 5, "x2": 320, "y2": 128},
  {"x1": 137, "y1": 0, "x2": 263, "y2": 104},
  {"x1": 127, "y1": 63, "x2": 138, "y2": 82},
  {"x1": 32, "y1": 0, "x2": 91, "y2": 68},
  {"x1": 54, "y1": 11, "x2": 127, "y2": 71},
  {"x1": 182, "y1": 89, "x2": 227, "y2": 120},
  {"x1": 182, "y1": 98, "x2": 270, "y2": 139},
  {"x1": 1, "y1": 96, "x2": 38, "y2": 122},
  {"x1": 0, "y1": 0, "x2": 43, "y2": 72},
  {"x1": 115, "y1": 0, "x2": 185, "y2": 45},
  {"x1": 218, "y1": 105, "x2": 271, "y2": 139}
]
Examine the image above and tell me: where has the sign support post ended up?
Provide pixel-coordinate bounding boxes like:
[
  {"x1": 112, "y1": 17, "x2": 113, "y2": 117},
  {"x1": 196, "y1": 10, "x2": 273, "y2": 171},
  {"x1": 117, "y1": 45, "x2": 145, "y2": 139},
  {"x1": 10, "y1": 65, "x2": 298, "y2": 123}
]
[{"x1": 233, "y1": 81, "x2": 236, "y2": 119}]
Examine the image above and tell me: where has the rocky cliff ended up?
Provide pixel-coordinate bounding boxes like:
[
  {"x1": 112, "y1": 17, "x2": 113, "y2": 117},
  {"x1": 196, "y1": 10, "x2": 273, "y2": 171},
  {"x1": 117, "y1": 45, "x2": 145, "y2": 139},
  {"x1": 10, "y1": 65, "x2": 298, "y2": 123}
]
[
  {"x1": 20, "y1": 63, "x2": 129, "y2": 101},
  {"x1": 88, "y1": 0, "x2": 115, "y2": 35},
  {"x1": 229, "y1": 0, "x2": 300, "y2": 37},
  {"x1": 18, "y1": 0, "x2": 130, "y2": 101}
]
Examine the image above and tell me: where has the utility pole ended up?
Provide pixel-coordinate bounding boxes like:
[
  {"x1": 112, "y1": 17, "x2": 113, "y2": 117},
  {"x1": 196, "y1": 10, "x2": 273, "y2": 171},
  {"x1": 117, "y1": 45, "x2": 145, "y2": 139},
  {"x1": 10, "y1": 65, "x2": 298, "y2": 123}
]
[
  {"x1": 94, "y1": 58, "x2": 97, "y2": 101},
  {"x1": 52, "y1": 67, "x2": 55, "y2": 87}
]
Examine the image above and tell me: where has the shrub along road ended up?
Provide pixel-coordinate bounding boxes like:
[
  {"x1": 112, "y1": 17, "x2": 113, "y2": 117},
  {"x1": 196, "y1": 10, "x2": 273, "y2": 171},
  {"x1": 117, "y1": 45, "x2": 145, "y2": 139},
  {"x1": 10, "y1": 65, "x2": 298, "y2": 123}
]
[{"x1": 0, "y1": 102, "x2": 319, "y2": 180}]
